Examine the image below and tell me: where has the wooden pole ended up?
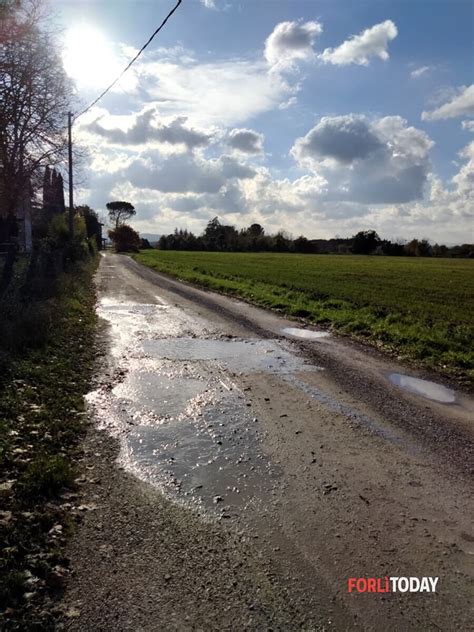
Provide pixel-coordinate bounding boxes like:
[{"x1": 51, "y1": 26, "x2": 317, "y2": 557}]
[{"x1": 67, "y1": 111, "x2": 74, "y2": 239}]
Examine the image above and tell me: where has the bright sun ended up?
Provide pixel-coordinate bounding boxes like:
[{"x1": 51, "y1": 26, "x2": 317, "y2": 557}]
[{"x1": 62, "y1": 25, "x2": 121, "y2": 90}]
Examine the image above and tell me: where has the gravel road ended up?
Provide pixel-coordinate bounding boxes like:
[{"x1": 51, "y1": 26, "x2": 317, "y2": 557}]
[{"x1": 60, "y1": 252, "x2": 473, "y2": 631}]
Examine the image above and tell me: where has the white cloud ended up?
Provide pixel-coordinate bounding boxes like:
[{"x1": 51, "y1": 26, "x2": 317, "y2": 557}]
[
  {"x1": 321, "y1": 20, "x2": 398, "y2": 66},
  {"x1": 291, "y1": 115, "x2": 433, "y2": 204},
  {"x1": 133, "y1": 57, "x2": 293, "y2": 126},
  {"x1": 71, "y1": 28, "x2": 470, "y2": 244},
  {"x1": 410, "y1": 65, "x2": 432, "y2": 79},
  {"x1": 462, "y1": 120, "x2": 474, "y2": 132},
  {"x1": 201, "y1": 0, "x2": 217, "y2": 8},
  {"x1": 422, "y1": 84, "x2": 474, "y2": 121},
  {"x1": 227, "y1": 128, "x2": 264, "y2": 154},
  {"x1": 79, "y1": 134, "x2": 473, "y2": 244},
  {"x1": 264, "y1": 20, "x2": 323, "y2": 68},
  {"x1": 278, "y1": 96, "x2": 298, "y2": 110},
  {"x1": 452, "y1": 141, "x2": 474, "y2": 198}
]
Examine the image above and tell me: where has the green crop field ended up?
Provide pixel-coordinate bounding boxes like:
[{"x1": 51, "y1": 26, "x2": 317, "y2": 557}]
[{"x1": 132, "y1": 251, "x2": 474, "y2": 383}]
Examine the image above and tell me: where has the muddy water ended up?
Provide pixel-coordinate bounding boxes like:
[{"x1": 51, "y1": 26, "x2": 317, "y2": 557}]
[{"x1": 88, "y1": 298, "x2": 317, "y2": 518}]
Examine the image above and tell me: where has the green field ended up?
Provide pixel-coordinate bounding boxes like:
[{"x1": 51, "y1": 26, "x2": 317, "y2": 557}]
[{"x1": 132, "y1": 251, "x2": 474, "y2": 383}]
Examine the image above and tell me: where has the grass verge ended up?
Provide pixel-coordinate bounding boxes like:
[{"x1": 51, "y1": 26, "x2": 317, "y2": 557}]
[
  {"x1": 132, "y1": 250, "x2": 474, "y2": 386},
  {"x1": 0, "y1": 258, "x2": 98, "y2": 629}
]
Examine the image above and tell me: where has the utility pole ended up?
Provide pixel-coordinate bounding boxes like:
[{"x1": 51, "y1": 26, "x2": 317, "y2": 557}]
[{"x1": 67, "y1": 111, "x2": 74, "y2": 239}]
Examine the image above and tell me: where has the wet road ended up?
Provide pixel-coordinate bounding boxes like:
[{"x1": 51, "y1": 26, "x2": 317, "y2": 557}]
[{"x1": 80, "y1": 252, "x2": 473, "y2": 630}]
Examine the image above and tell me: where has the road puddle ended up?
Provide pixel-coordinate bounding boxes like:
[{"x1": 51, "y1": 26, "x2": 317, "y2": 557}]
[
  {"x1": 89, "y1": 299, "x2": 303, "y2": 519},
  {"x1": 388, "y1": 373, "x2": 456, "y2": 404},
  {"x1": 113, "y1": 372, "x2": 207, "y2": 418},
  {"x1": 143, "y1": 337, "x2": 317, "y2": 374},
  {"x1": 122, "y1": 388, "x2": 280, "y2": 515},
  {"x1": 282, "y1": 327, "x2": 330, "y2": 339}
]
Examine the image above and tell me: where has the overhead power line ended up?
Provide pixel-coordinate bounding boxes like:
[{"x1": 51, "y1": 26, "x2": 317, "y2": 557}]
[{"x1": 75, "y1": 0, "x2": 182, "y2": 120}]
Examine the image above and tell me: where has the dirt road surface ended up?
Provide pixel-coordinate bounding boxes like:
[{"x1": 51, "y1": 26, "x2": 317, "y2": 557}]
[{"x1": 60, "y1": 252, "x2": 473, "y2": 631}]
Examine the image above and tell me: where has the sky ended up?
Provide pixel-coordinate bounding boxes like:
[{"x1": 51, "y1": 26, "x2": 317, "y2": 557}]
[{"x1": 56, "y1": 0, "x2": 474, "y2": 243}]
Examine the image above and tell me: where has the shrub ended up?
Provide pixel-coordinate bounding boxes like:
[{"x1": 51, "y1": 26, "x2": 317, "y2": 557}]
[{"x1": 108, "y1": 224, "x2": 140, "y2": 252}]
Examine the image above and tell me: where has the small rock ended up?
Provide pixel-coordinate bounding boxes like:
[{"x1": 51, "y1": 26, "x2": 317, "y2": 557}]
[
  {"x1": 48, "y1": 524, "x2": 63, "y2": 536},
  {"x1": 0, "y1": 511, "x2": 13, "y2": 525}
]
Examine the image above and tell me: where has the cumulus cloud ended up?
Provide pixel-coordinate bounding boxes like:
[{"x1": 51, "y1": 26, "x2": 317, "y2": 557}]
[
  {"x1": 85, "y1": 108, "x2": 212, "y2": 150},
  {"x1": 452, "y1": 141, "x2": 474, "y2": 198},
  {"x1": 321, "y1": 20, "x2": 397, "y2": 66},
  {"x1": 264, "y1": 20, "x2": 323, "y2": 68},
  {"x1": 80, "y1": 134, "x2": 473, "y2": 244},
  {"x1": 124, "y1": 153, "x2": 256, "y2": 195},
  {"x1": 227, "y1": 128, "x2": 264, "y2": 153},
  {"x1": 292, "y1": 115, "x2": 383, "y2": 164},
  {"x1": 422, "y1": 84, "x2": 474, "y2": 121},
  {"x1": 292, "y1": 115, "x2": 433, "y2": 204},
  {"x1": 71, "y1": 29, "x2": 471, "y2": 244}
]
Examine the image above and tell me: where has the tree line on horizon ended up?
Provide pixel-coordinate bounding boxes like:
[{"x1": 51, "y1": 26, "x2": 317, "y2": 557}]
[{"x1": 153, "y1": 217, "x2": 473, "y2": 258}]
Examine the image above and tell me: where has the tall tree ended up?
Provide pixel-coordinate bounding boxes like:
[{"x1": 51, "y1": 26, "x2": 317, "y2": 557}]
[
  {"x1": 351, "y1": 230, "x2": 381, "y2": 255},
  {"x1": 0, "y1": 0, "x2": 73, "y2": 218},
  {"x1": 106, "y1": 201, "x2": 136, "y2": 229}
]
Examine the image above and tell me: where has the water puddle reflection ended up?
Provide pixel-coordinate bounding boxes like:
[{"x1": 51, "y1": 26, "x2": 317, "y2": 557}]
[
  {"x1": 282, "y1": 327, "x2": 330, "y2": 340},
  {"x1": 123, "y1": 389, "x2": 280, "y2": 515},
  {"x1": 389, "y1": 373, "x2": 456, "y2": 404},
  {"x1": 143, "y1": 337, "x2": 317, "y2": 374}
]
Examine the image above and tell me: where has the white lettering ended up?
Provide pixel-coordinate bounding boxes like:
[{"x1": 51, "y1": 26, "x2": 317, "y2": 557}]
[
  {"x1": 428, "y1": 577, "x2": 439, "y2": 592},
  {"x1": 419, "y1": 577, "x2": 430, "y2": 592},
  {"x1": 398, "y1": 577, "x2": 409, "y2": 592},
  {"x1": 409, "y1": 577, "x2": 420, "y2": 592}
]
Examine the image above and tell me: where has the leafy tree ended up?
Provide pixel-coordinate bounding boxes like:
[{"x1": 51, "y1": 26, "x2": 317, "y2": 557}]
[
  {"x1": 351, "y1": 230, "x2": 381, "y2": 255},
  {"x1": 293, "y1": 235, "x2": 313, "y2": 253},
  {"x1": 203, "y1": 217, "x2": 238, "y2": 251},
  {"x1": 449, "y1": 243, "x2": 474, "y2": 258},
  {"x1": 246, "y1": 223, "x2": 264, "y2": 238},
  {"x1": 77, "y1": 205, "x2": 102, "y2": 249},
  {"x1": 405, "y1": 238, "x2": 432, "y2": 257},
  {"x1": 272, "y1": 231, "x2": 291, "y2": 252},
  {"x1": 108, "y1": 224, "x2": 140, "y2": 252},
  {"x1": 380, "y1": 239, "x2": 405, "y2": 256},
  {"x1": 0, "y1": 0, "x2": 74, "y2": 217},
  {"x1": 140, "y1": 238, "x2": 152, "y2": 249},
  {"x1": 432, "y1": 243, "x2": 449, "y2": 258},
  {"x1": 106, "y1": 200, "x2": 136, "y2": 229}
]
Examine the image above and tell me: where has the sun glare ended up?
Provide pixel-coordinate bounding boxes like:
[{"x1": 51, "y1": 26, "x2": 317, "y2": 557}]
[{"x1": 62, "y1": 25, "x2": 122, "y2": 90}]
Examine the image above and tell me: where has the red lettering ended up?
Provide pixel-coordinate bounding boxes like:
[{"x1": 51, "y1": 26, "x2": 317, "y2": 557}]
[
  {"x1": 356, "y1": 578, "x2": 367, "y2": 593},
  {"x1": 348, "y1": 578, "x2": 357, "y2": 593},
  {"x1": 367, "y1": 578, "x2": 376, "y2": 592},
  {"x1": 376, "y1": 577, "x2": 389, "y2": 593}
]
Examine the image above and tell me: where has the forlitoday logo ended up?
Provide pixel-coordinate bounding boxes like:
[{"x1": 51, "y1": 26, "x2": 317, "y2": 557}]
[{"x1": 347, "y1": 577, "x2": 439, "y2": 593}]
